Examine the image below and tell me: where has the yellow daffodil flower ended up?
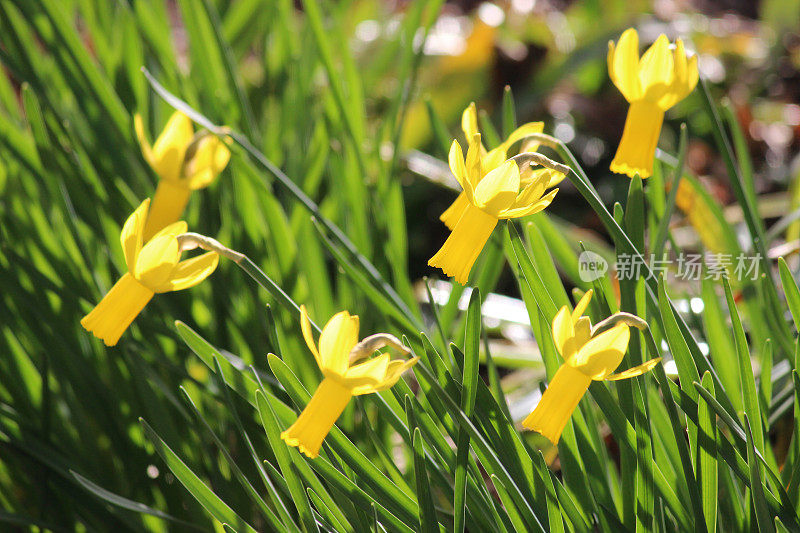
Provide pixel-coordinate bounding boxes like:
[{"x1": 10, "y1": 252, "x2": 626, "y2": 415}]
[
  {"x1": 429, "y1": 135, "x2": 561, "y2": 285},
  {"x1": 281, "y1": 306, "x2": 418, "y2": 458},
  {"x1": 608, "y1": 28, "x2": 699, "y2": 178},
  {"x1": 440, "y1": 103, "x2": 559, "y2": 230},
  {"x1": 134, "y1": 111, "x2": 231, "y2": 239},
  {"x1": 523, "y1": 290, "x2": 660, "y2": 444},
  {"x1": 81, "y1": 199, "x2": 219, "y2": 346}
]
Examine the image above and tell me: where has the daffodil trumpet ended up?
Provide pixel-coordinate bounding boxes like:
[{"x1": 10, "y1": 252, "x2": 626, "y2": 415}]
[
  {"x1": 523, "y1": 290, "x2": 660, "y2": 444},
  {"x1": 608, "y1": 28, "x2": 699, "y2": 178},
  {"x1": 429, "y1": 134, "x2": 563, "y2": 285},
  {"x1": 135, "y1": 111, "x2": 231, "y2": 239},
  {"x1": 281, "y1": 307, "x2": 418, "y2": 458},
  {"x1": 440, "y1": 103, "x2": 554, "y2": 230},
  {"x1": 81, "y1": 199, "x2": 219, "y2": 346}
]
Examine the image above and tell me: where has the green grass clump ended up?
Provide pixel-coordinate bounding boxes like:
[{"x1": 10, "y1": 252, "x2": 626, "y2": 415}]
[{"x1": 2, "y1": 1, "x2": 800, "y2": 531}]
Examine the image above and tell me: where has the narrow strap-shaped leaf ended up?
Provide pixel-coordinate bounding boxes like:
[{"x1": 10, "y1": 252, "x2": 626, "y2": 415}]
[
  {"x1": 139, "y1": 419, "x2": 259, "y2": 533},
  {"x1": 490, "y1": 475, "x2": 528, "y2": 533},
  {"x1": 412, "y1": 428, "x2": 439, "y2": 533},
  {"x1": 412, "y1": 363, "x2": 546, "y2": 532},
  {"x1": 649, "y1": 342, "x2": 707, "y2": 532},
  {"x1": 698, "y1": 372, "x2": 718, "y2": 533},
  {"x1": 779, "y1": 258, "x2": 800, "y2": 334},
  {"x1": 453, "y1": 288, "x2": 480, "y2": 533},
  {"x1": 181, "y1": 380, "x2": 288, "y2": 532},
  {"x1": 652, "y1": 124, "x2": 687, "y2": 258},
  {"x1": 502, "y1": 85, "x2": 517, "y2": 138},
  {"x1": 254, "y1": 390, "x2": 317, "y2": 533},
  {"x1": 746, "y1": 415, "x2": 775, "y2": 533},
  {"x1": 267, "y1": 355, "x2": 420, "y2": 526},
  {"x1": 723, "y1": 276, "x2": 764, "y2": 454},
  {"x1": 785, "y1": 372, "x2": 800, "y2": 504},
  {"x1": 70, "y1": 470, "x2": 206, "y2": 531}
]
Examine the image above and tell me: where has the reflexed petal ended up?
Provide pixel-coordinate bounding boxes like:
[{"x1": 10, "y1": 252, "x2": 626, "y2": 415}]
[
  {"x1": 572, "y1": 316, "x2": 593, "y2": 349},
  {"x1": 482, "y1": 147, "x2": 508, "y2": 172},
  {"x1": 551, "y1": 305, "x2": 574, "y2": 357},
  {"x1": 153, "y1": 252, "x2": 218, "y2": 293},
  {"x1": 121, "y1": 199, "x2": 150, "y2": 271},
  {"x1": 300, "y1": 305, "x2": 322, "y2": 368},
  {"x1": 184, "y1": 135, "x2": 231, "y2": 190},
  {"x1": 342, "y1": 353, "x2": 390, "y2": 390},
  {"x1": 151, "y1": 112, "x2": 193, "y2": 182},
  {"x1": 609, "y1": 28, "x2": 642, "y2": 101},
  {"x1": 499, "y1": 121, "x2": 544, "y2": 152},
  {"x1": 352, "y1": 357, "x2": 418, "y2": 395},
  {"x1": 473, "y1": 160, "x2": 520, "y2": 216},
  {"x1": 605, "y1": 357, "x2": 661, "y2": 381},
  {"x1": 142, "y1": 182, "x2": 191, "y2": 241},
  {"x1": 134, "y1": 114, "x2": 155, "y2": 168},
  {"x1": 134, "y1": 234, "x2": 181, "y2": 288},
  {"x1": 569, "y1": 323, "x2": 630, "y2": 379},
  {"x1": 448, "y1": 140, "x2": 473, "y2": 202},
  {"x1": 571, "y1": 289, "x2": 593, "y2": 323},
  {"x1": 497, "y1": 188, "x2": 557, "y2": 219},
  {"x1": 461, "y1": 103, "x2": 480, "y2": 144},
  {"x1": 465, "y1": 133, "x2": 483, "y2": 190},
  {"x1": 639, "y1": 35, "x2": 674, "y2": 101},
  {"x1": 546, "y1": 170, "x2": 566, "y2": 188},
  {"x1": 149, "y1": 220, "x2": 188, "y2": 241},
  {"x1": 319, "y1": 311, "x2": 359, "y2": 376}
]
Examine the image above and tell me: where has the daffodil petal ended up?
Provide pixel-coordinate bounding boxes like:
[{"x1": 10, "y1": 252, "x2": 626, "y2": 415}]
[
  {"x1": 499, "y1": 121, "x2": 544, "y2": 152},
  {"x1": 300, "y1": 305, "x2": 322, "y2": 367},
  {"x1": 134, "y1": 114, "x2": 156, "y2": 169},
  {"x1": 473, "y1": 160, "x2": 520, "y2": 216},
  {"x1": 605, "y1": 357, "x2": 661, "y2": 381},
  {"x1": 465, "y1": 133, "x2": 483, "y2": 191},
  {"x1": 551, "y1": 305, "x2": 574, "y2": 358},
  {"x1": 153, "y1": 251, "x2": 218, "y2": 293},
  {"x1": 449, "y1": 140, "x2": 474, "y2": 202},
  {"x1": 149, "y1": 220, "x2": 188, "y2": 242},
  {"x1": 461, "y1": 102, "x2": 480, "y2": 141},
  {"x1": 351, "y1": 357, "x2": 418, "y2": 395},
  {"x1": 133, "y1": 234, "x2": 181, "y2": 289},
  {"x1": 569, "y1": 323, "x2": 630, "y2": 379},
  {"x1": 571, "y1": 289, "x2": 593, "y2": 323},
  {"x1": 151, "y1": 112, "x2": 194, "y2": 182},
  {"x1": 482, "y1": 147, "x2": 508, "y2": 172},
  {"x1": 185, "y1": 135, "x2": 231, "y2": 190},
  {"x1": 319, "y1": 311, "x2": 359, "y2": 376},
  {"x1": 121, "y1": 199, "x2": 150, "y2": 272},
  {"x1": 639, "y1": 34, "x2": 673, "y2": 102},
  {"x1": 610, "y1": 28, "x2": 642, "y2": 101},
  {"x1": 342, "y1": 353, "x2": 390, "y2": 390},
  {"x1": 497, "y1": 188, "x2": 557, "y2": 219}
]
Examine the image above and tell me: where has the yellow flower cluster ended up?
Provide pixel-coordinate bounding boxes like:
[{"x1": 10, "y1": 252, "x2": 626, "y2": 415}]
[{"x1": 82, "y1": 26, "x2": 679, "y2": 457}]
